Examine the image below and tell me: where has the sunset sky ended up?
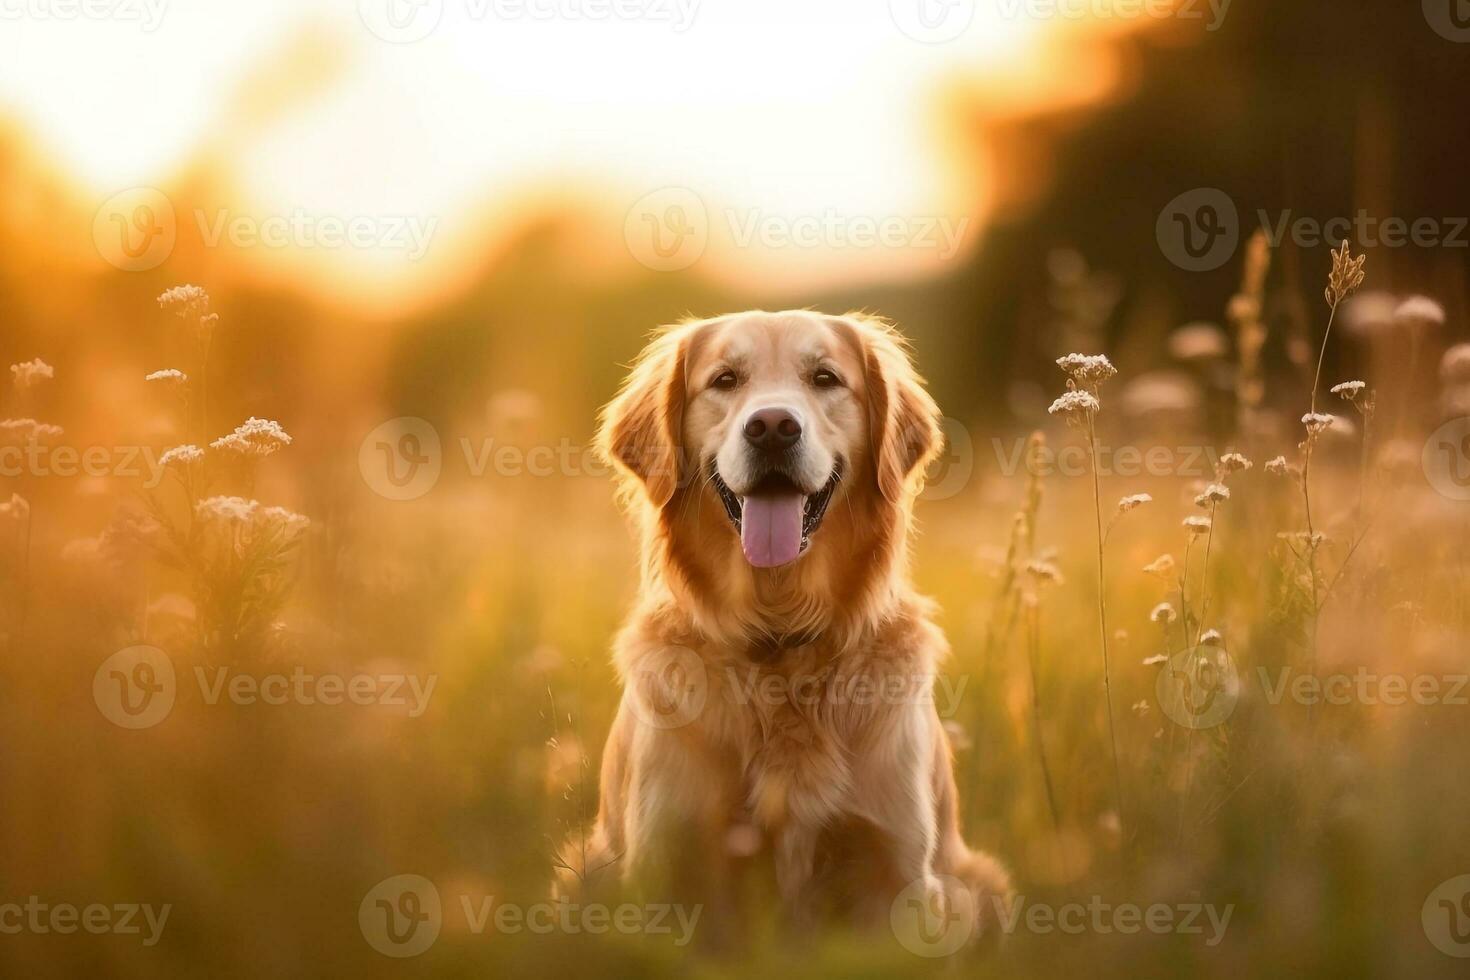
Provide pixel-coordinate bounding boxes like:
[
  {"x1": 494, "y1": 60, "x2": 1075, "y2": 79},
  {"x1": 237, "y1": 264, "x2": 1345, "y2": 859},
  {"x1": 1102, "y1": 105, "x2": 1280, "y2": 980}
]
[{"x1": 0, "y1": 0, "x2": 1167, "y2": 304}]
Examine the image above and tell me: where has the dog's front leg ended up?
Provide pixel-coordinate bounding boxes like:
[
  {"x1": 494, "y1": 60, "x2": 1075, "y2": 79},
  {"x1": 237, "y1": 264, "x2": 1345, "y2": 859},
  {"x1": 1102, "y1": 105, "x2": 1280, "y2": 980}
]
[
  {"x1": 852, "y1": 709, "x2": 944, "y2": 911},
  {"x1": 773, "y1": 823, "x2": 818, "y2": 915},
  {"x1": 753, "y1": 729, "x2": 849, "y2": 924}
]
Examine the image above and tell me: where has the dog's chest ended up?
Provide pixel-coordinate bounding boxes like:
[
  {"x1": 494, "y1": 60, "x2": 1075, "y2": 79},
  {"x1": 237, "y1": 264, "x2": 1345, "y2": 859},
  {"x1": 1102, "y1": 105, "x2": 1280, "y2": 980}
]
[{"x1": 713, "y1": 649, "x2": 917, "y2": 826}]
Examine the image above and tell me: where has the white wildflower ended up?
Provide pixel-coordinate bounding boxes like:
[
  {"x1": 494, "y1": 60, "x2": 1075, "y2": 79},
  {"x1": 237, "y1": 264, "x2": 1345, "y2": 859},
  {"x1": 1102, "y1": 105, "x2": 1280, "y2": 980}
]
[
  {"x1": 1330, "y1": 380, "x2": 1366, "y2": 400},
  {"x1": 1142, "y1": 653, "x2": 1168, "y2": 666},
  {"x1": 0, "y1": 493, "x2": 29, "y2": 522},
  {"x1": 258, "y1": 505, "x2": 311, "y2": 537},
  {"x1": 1149, "y1": 602, "x2": 1177, "y2": 625},
  {"x1": 1200, "y1": 629, "x2": 1223, "y2": 646},
  {"x1": 1117, "y1": 493, "x2": 1153, "y2": 513},
  {"x1": 146, "y1": 369, "x2": 188, "y2": 385},
  {"x1": 1047, "y1": 389, "x2": 1100, "y2": 423},
  {"x1": 1264, "y1": 455, "x2": 1290, "y2": 475},
  {"x1": 1024, "y1": 559, "x2": 1063, "y2": 586},
  {"x1": 1143, "y1": 554, "x2": 1175, "y2": 579},
  {"x1": 211, "y1": 417, "x2": 292, "y2": 458},
  {"x1": 1168, "y1": 322, "x2": 1229, "y2": 361},
  {"x1": 1183, "y1": 515, "x2": 1212, "y2": 536},
  {"x1": 1394, "y1": 295, "x2": 1445, "y2": 330},
  {"x1": 157, "y1": 285, "x2": 210, "y2": 320},
  {"x1": 1218, "y1": 452, "x2": 1252, "y2": 473},
  {"x1": 0, "y1": 418, "x2": 64, "y2": 441},
  {"x1": 1341, "y1": 290, "x2": 1395, "y2": 336},
  {"x1": 1055, "y1": 353, "x2": 1118, "y2": 386},
  {"x1": 1441, "y1": 344, "x2": 1470, "y2": 386},
  {"x1": 195, "y1": 495, "x2": 258, "y2": 524},
  {"x1": 159, "y1": 444, "x2": 204, "y2": 467},
  {"x1": 1301, "y1": 412, "x2": 1335, "y2": 436},
  {"x1": 1277, "y1": 530, "x2": 1327, "y2": 548},
  {"x1": 1194, "y1": 483, "x2": 1230, "y2": 507},
  {"x1": 10, "y1": 358, "x2": 53, "y2": 388}
]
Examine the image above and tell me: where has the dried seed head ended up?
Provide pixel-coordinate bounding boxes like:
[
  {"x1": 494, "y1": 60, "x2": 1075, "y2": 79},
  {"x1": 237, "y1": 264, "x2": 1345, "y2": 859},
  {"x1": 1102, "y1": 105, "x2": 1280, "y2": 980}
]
[
  {"x1": 1183, "y1": 515, "x2": 1212, "y2": 536},
  {"x1": 1149, "y1": 602, "x2": 1178, "y2": 625},
  {"x1": 1325, "y1": 240, "x2": 1366, "y2": 307}
]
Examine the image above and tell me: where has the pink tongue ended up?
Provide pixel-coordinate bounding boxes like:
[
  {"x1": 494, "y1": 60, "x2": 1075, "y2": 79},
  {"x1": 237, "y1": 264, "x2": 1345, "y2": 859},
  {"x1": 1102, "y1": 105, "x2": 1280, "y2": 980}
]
[{"x1": 740, "y1": 493, "x2": 805, "y2": 567}]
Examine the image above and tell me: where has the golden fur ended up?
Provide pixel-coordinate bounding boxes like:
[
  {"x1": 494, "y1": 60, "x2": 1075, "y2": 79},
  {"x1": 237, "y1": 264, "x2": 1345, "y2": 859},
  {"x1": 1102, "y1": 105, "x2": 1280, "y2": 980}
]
[{"x1": 560, "y1": 310, "x2": 1009, "y2": 942}]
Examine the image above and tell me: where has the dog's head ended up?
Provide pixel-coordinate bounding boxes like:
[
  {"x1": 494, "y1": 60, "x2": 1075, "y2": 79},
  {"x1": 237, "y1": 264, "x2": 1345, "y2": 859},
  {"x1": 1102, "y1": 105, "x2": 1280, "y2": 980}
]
[{"x1": 599, "y1": 311, "x2": 941, "y2": 581}]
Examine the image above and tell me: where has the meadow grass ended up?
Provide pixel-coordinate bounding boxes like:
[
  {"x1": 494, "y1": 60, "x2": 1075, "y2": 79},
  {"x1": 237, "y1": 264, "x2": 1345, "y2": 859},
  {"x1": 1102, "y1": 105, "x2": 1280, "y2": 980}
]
[{"x1": 2, "y1": 251, "x2": 1470, "y2": 978}]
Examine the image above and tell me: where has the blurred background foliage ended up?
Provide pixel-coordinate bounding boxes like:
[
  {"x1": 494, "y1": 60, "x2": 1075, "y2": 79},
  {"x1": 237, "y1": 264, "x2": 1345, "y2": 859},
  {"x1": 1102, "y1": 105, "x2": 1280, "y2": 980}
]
[{"x1": 1, "y1": 0, "x2": 1469, "y2": 976}]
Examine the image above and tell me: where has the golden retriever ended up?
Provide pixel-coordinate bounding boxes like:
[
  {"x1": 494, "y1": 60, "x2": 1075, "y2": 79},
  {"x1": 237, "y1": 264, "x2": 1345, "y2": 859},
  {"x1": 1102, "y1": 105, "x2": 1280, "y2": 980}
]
[{"x1": 561, "y1": 310, "x2": 1009, "y2": 944}]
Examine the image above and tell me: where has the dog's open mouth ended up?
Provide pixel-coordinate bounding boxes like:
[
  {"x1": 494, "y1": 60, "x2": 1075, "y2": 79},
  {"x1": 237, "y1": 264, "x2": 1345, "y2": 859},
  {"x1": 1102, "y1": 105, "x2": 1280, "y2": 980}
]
[{"x1": 712, "y1": 462, "x2": 842, "y2": 568}]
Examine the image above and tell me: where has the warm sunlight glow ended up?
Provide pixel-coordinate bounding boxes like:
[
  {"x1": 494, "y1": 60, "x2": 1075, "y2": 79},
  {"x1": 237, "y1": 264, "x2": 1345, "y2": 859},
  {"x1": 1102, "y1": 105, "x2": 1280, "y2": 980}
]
[{"x1": 0, "y1": 0, "x2": 1169, "y2": 306}]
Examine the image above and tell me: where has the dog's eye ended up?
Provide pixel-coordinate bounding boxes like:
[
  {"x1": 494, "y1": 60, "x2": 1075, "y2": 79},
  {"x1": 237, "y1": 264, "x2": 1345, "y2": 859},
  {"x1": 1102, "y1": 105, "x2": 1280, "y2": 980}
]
[
  {"x1": 711, "y1": 370, "x2": 739, "y2": 391},
  {"x1": 812, "y1": 369, "x2": 842, "y2": 389}
]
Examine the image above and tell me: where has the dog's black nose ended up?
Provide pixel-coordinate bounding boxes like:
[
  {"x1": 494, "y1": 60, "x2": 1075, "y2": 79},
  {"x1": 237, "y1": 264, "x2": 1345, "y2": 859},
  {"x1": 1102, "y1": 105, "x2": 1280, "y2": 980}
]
[{"x1": 743, "y1": 407, "x2": 802, "y2": 452}]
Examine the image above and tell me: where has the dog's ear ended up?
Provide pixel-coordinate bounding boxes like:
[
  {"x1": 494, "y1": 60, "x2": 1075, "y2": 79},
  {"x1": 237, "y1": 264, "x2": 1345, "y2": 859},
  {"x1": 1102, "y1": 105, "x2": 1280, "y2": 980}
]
[
  {"x1": 847, "y1": 316, "x2": 943, "y2": 504},
  {"x1": 597, "y1": 326, "x2": 691, "y2": 507}
]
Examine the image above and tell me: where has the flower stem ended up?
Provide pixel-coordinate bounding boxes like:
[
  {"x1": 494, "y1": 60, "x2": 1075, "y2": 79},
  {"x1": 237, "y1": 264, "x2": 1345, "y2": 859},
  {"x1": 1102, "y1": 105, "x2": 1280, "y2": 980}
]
[{"x1": 1087, "y1": 413, "x2": 1125, "y2": 834}]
